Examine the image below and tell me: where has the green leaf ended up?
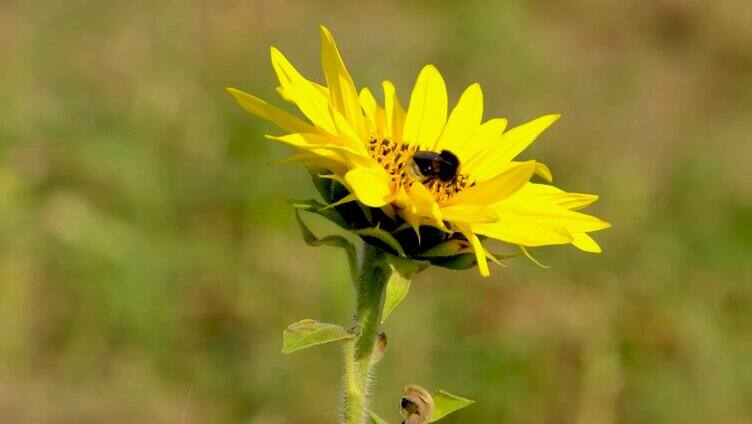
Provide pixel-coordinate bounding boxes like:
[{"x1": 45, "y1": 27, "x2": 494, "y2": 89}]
[
  {"x1": 429, "y1": 390, "x2": 474, "y2": 422},
  {"x1": 381, "y1": 255, "x2": 419, "y2": 323},
  {"x1": 368, "y1": 410, "x2": 390, "y2": 424},
  {"x1": 353, "y1": 226, "x2": 406, "y2": 257},
  {"x1": 294, "y1": 210, "x2": 358, "y2": 284},
  {"x1": 282, "y1": 319, "x2": 354, "y2": 354}
]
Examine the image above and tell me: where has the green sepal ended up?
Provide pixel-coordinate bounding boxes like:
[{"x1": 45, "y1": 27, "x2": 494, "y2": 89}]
[
  {"x1": 353, "y1": 226, "x2": 406, "y2": 257},
  {"x1": 414, "y1": 239, "x2": 478, "y2": 270},
  {"x1": 368, "y1": 410, "x2": 390, "y2": 424},
  {"x1": 308, "y1": 168, "x2": 336, "y2": 203},
  {"x1": 284, "y1": 197, "x2": 351, "y2": 229},
  {"x1": 415, "y1": 239, "x2": 522, "y2": 270},
  {"x1": 415, "y1": 239, "x2": 473, "y2": 257},
  {"x1": 429, "y1": 390, "x2": 475, "y2": 422},
  {"x1": 294, "y1": 210, "x2": 358, "y2": 284},
  {"x1": 281, "y1": 319, "x2": 354, "y2": 354},
  {"x1": 427, "y1": 253, "x2": 479, "y2": 270},
  {"x1": 381, "y1": 254, "x2": 420, "y2": 323},
  {"x1": 430, "y1": 253, "x2": 522, "y2": 270},
  {"x1": 358, "y1": 202, "x2": 374, "y2": 224}
]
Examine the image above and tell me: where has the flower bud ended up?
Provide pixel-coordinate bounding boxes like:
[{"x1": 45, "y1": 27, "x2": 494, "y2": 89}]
[{"x1": 400, "y1": 385, "x2": 434, "y2": 424}]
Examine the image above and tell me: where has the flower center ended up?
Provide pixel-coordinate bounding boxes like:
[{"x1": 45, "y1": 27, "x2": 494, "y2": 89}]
[{"x1": 366, "y1": 138, "x2": 473, "y2": 202}]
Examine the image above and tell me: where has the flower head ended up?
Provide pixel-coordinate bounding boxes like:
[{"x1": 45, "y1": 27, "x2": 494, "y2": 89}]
[{"x1": 227, "y1": 26, "x2": 610, "y2": 276}]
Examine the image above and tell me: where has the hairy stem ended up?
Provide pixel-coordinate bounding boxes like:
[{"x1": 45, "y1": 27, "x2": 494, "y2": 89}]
[{"x1": 342, "y1": 243, "x2": 391, "y2": 424}]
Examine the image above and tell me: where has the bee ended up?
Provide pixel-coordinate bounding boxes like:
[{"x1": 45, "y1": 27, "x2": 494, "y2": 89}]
[{"x1": 409, "y1": 150, "x2": 460, "y2": 182}]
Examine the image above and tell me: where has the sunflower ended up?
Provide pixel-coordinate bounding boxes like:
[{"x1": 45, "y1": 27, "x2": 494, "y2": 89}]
[{"x1": 227, "y1": 26, "x2": 610, "y2": 276}]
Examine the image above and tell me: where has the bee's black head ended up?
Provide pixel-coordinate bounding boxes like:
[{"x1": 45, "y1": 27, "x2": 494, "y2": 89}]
[{"x1": 437, "y1": 150, "x2": 459, "y2": 181}]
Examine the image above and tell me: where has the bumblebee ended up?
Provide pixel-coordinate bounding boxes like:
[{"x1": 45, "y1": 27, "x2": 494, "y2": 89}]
[{"x1": 410, "y1": 149, "x2": 460, "y2": 182}]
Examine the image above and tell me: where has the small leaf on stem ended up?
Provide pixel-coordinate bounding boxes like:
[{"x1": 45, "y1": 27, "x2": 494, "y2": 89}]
[
  {"x1": 282, "y1": 319, "x2": 354, "y2": 354},
  {"x1": 381, "y1": 255, "x2": 420, "y2": 323},
  {"x1": 429, "y1": 390, "x2": 474, "y2": 422}
]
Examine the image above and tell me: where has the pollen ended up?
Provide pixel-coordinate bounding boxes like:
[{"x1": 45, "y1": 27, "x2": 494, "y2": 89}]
[{"x1": 366, "y1": 137, "x2": 473, "y2": 202}]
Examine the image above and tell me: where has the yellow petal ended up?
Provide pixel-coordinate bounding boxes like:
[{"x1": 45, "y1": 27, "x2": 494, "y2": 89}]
[
  {"x1": 473, "y1": 215, "x2": 573, "y2": 247},
  {"x1": 455, "y1": 223, "x2": 489, "y2": 277},
  {"x1": 374, "y1": 103, "x2": 386, "y2": 136},
  {"x1": 466, "y1": 114, "x2": 560, "y2": 182},
  {"x1": 226, "y1": 88, "x2": 314, "y2": 134},
  {"x1": 270, "y1": 47, "x2": 337, "y2": 134},
  {"x1": 403, "y1": 65, "x2": 447, "y2": 149},
  {"x1": 276, "y1": 151, "x2": 345, "y2": 171},
  {"x1": 331, "y1": 105, "x2": 365, "y2": 153},
  {"x1": 571, "y1": 232, "x2": 602, "y2": 253},
  {"x1": 344, "y1": 167, "x2": 394, "y2": 207},
  {"x1": 440, "y1": 204, "x2": 498, "y2": 223},
  {"x1": 277, "y1": 81, "x2": 329, "y2": 104},
  {"x1": 448, "y1": 160, "x2": 536, "y2": 206},
  {"x1": 474, "y1": 192, "x2": 610, "y2": 246},
  {"x1": 266, "y1": 132, "x2": 349, "y2": 152},
  {"x1": 266, "y1": 133, "x2": 370, "y2": 167},
  {"x1": 275, "y1": 151, "x2": 320, "y2": 165},
  {"x1": 457, "y1": 118, "x2": 508, "y2": 166},
  {"x1": 383, "y1": 80, "x2": 406, "y2": 141},
  {"x1": 276, "y1": 85, "x2": 295, "y2": 103},
  {"x1": 434, "y1": 83, "x2": 483, "y2": 153},
  {"x1": 359, "y1": 87, "x2": 378, "y2": 134},
  {"x1": 407, "y1": 181, "x2": 445, "y2": 229},
  {"x1": 534, "y1": 162, "x2": 553, "y2": 182},
  {"x1": 506, "y1": 161, "x2": 553, "y2": 182},
  {"x1": 392, "y1": 184, "x2": 445, "y2": 238},
  {"x1": 516, "y1": 183, "x2": 600, "y2": 210},
  {"x1": 475, "y1": 195, "x2": 610, "y2": 247},
  {"x1": 393, "y1": 185, "x2": 422, "y2": 238},
  {"x1": 319, "y1": 26, "x2": 364, "y2": 136},
  {"x1": 504, "y1": 197, "x2": 611, "y2": 233}
]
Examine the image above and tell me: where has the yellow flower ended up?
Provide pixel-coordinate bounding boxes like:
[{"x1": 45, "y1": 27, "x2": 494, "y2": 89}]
[{"x1": 227, "y1": 26, "x2": 610, "y2": 276}]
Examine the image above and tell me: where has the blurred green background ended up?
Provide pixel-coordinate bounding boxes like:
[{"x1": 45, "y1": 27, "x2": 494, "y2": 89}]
[{"x1": 2, "y1": 0, "x2": 752, "y2": 422}]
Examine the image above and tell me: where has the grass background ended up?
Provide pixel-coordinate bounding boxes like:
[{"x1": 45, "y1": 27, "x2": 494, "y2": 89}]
[{"x1": 1, "y1": 0, "x2": 751, "y2": 422}]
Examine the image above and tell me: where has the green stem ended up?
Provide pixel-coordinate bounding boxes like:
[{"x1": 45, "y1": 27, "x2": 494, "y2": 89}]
[{"x1": 342, "y1": 243, "x2": 391, "y2": 424}]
